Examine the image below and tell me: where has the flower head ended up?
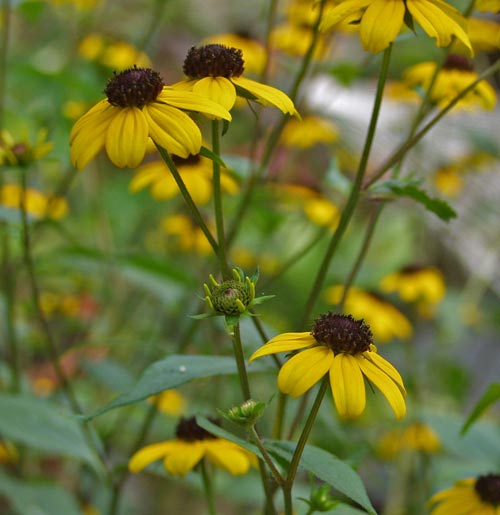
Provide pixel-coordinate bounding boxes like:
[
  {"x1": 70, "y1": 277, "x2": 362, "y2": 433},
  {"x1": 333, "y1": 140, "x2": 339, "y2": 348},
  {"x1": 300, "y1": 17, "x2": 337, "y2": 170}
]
[
  {"x1": 69, "y1": 66, "x2": 231, "y2": 170},
  {"x1": 173, "y1": 44, "x2": 298, "y2": 115},
  {"x1": 320, "y1": 0, "x2": 472, "y2": 55},
  {"x1": 204, "y1": 269, "x2": 256, "y2": 316},
  {"x1": 149, "y1": 389, "x2": 186, "y2": 417},
  {"x1": 280, "y1": 115, "x2": 339, "y2": 149},
  {"x1": 249, "y1": 313, "x2": 406, "y2": 419},
  {"x1": 428, "y1": 474, "x2": 500, "y2": 515},
  {"x1": 0, "y1": 129, "x2": 53, "y2": 167},
  {"x1": 377, "y1": 422, "x2": 441, "y2": 459},
  {"x1": 160, "y1": 214, "x2": 213, "y2": 255},
  {"x1": 128, "y1": 416, "x2": 257, "y2": 477}
]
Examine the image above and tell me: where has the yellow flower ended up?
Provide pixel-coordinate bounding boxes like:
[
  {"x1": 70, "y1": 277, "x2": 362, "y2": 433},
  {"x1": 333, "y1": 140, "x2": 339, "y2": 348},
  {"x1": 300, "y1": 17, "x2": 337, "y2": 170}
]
[
  {"x1": 320, "y1": 0, "x2": 472, "y2": 54},
  {"x1": 173, "y1": 44, "x2": 298, "y2": 115},
  {"x1": 428, "y1": 474, "x2": 500, "y2": 515},
  {"x1": 271, "y1": 23, "x2": 332, "y2": 60},
  {"x1": 403, "y1": 56, "x2": 497, "y2": 111},
  {"x1": 249, "y1": 313, "x2": 406, "y2": 419},
  {"x1": 0, "y1": 184, "x2": 68, "y2": 220},
  {"x1": 474, "y1": 0, "x2": 500, "y2": 12},
  {"x1": 280, "y1": 115, "x2": 339, "y2": 148},
  {"x1": 149, "y1": 389, "x2": 186, "y2": 417},
  {"x1": 69, "y1": 67, "x2": 231, "y2": 170},
  {"x1": 325, "y1": 286, "x2": 412, "y2": 342},
  {"x1": 161, "y1": 214, "x2": 212, "y2": 255},
  {"x1": 376, "y1": 422, "x2": 441, "y2": 459},
  {"x1": 129, "y1": 416, "x2": 257, "y2": 477},
  {"x1": 452, "y1": 17, "x2": 500, "y2": 54},
  {"x1": 380, "y1": 265, "x2": 445, "y2": 317},
  {"x1": 0, "y1": 129, "x2": 53, "y2": 167},
  {"x1": 203, "y1": 33, "x2": 267, "y2": 75},
  {"x1": 129, "y1": 154, "x2": 238, "y2": 205}
]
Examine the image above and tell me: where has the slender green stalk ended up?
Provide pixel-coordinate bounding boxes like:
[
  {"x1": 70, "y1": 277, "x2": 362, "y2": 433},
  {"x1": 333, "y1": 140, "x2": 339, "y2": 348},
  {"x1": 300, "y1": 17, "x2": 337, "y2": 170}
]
[
  {"x1": 365, "y1": 58, "x2": 500, "y2": 188},
  {"x1": 272, "y1": 393, "x2": 287, "y2": 440},
  {"x1": 249, "y1": 426, "x2": 285, "y2": 487},
  {"x1": 231, "y1": 322, "x2": 252, "y2": 400},
  {"x1": 200, "y1": 460, "x2": 216, "y2": 515},
  {"x1": 211, "y1": 120, "x2": 230, "y2": 279},
  {"x1": 156, "y1": 144, "x2": 219, "y2": 253},
  {"x1": 283, "y1": 379, "x2": 329, "y2": 515},
  {"x1": 300, "y1": 44, "x2": 393, "y2": 329},
  {"x1": 0, "y1": 0, "x2": 12, "y2": 128}
]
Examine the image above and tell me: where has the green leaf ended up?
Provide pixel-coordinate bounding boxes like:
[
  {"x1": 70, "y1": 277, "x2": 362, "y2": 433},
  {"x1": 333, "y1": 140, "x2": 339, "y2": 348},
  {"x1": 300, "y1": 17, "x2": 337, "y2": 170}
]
[
  {"x1": 461, "y1": 383, "x2": 500, "y2": 435},
  {"x1": 86, "y1": 355, "x2": 269, "y2": 420},
  {"x1": 267, "y1": 442, "x2": 377, "y2": 515},
  {"x1": 0, "y1": 471, "x2": 81, "y2": 515},
  {"x1": 373, "y1": 179, "x2": 457, "y2": 222},
  {"x1": 0, "y1": 394, "x2": 103, "y2": 474},
  {"x1": 199, "y1": 145, "x2": 228, "y2": 168}
]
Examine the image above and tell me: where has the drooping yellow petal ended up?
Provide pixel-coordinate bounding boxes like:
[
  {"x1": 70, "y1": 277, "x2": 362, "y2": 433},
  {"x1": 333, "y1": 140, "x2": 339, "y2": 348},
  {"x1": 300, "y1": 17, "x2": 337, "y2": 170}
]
[
  {"x1": 69, "y1": 99, "x2": 112, "y2": 143},
  {"x1": 105, "y1": 107, "x2": 148, "y2": 168},
  {"x1": 159, "y1": 87, "x2": 232, "y2": 121},
  {"x1": 320, "y1": 0, "x2": 371, "y2": 31},
  {"x1": 204, "y1": 440, "x2": 255, "y2": 475},
  {"x1": 360, "y1": 0, "x2": 405, "y2": 53},
  {"x1": 163, "y1": 441, "x2": 206, "y2": 477},
  {"x1": 143, "y1": 104, "x2": 200, "y2": 157},
  {"x1": 277, "y1": 346, "x2": 333, "y2": 397},
  {"x1": 231, "y1": 76, "x2": 299, "y2": 116},
  {"x1": 363, "y1": 351, "x2": 406, "y2": 395},
  {"x1": 357, "y1": 356, "x2": 406, "y2": 419},
  {"x1": 329, "y1": 354, "x2": 366, "y2": 418},
  {"x1": 248, "y1": 333, "x2": 315, "y2": 362},
  {"x1": 128, "y1": 440, "x2": 180, "y2": 473},
  {"x1": 192, "y1": 77, "x2": 236, "y2": 111},
  {"x1": 129, "y1": 162, "x2": 165, "y2": 192}
]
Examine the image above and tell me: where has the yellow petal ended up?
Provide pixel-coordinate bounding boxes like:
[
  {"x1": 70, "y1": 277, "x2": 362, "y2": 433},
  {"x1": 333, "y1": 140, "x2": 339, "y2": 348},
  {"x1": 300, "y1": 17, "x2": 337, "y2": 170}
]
[
  {"x1": 329, "y1": 354, "x2": 366, "y2": 419},
  {"x1": 248, "y1": 333, "x2": 315, "y2": 362},
  {"x1": 128, "y1": 440, "x2": 179, "y2": 473},
  {"x1": 320, "y1": 0, "x2": 371, "y2": 31},
  {"x1": 204, "y1": 440, "x2": 254, "y2": 475},
  {"x1": 277, "y1": 346, "x2": 332, "y2": 397},
  {"x1": 363, "y1": 351, "x2": 406, "y2": 395},
  {"x1": 163, "y1": 441, "x2": 205, "y2": 477},
  {"x1": 358, "y1": 356, "x2": 406, "y2": 419},
  {"x1": 129, "y1": 162, "x2": 166, "y2": 192},
  {"x1": 192, "y1": 77, "x2": 236, "y2": 111},
  {"x1": 231, "y1": 76, "x2": 298, "y2": 116},
  {"x1": 360, "y1": 0, "x2": 405, "y2": 53},
  {"x1": 105, "y1": 107, "x2": 148, "y2": 168},
  {"x1": 69, "y1": 99, "x2": 112, "y2": 143},
  {"x1": 144, "y1": 103, "x2": 201, "y2": 157},
  {"x1": 159, "y1": 87, "x2": 232, "y2": 121}
]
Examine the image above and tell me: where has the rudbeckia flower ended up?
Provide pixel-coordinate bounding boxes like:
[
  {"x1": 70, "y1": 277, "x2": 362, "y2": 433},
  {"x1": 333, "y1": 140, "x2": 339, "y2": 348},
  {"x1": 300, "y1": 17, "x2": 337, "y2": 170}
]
[
  {"x1": 403, "y1": 55, "x2": 497, "y2": 111},
  {"x1": 161, "y1": 214, "x2": 213, "y2": 255},
  {"x1": 69, "y1": 66, "x2": 231, "y2": 170},
  {"x1": 172, "y1": 44, "x2": 298, "y2": 115},
  {"x1": 149, "y1": 389, "x2": 186, "y2": 417},
  {"x1": 129, "y1": 154, "x2": 238, "y2": 205},
  {"x1": 452, "y1": 17, "x2": 500, "y2": 54},
  {"x1": 280, "y1": 115, "x2": 339, "y2": 148},
  {"x1": 325, "y1": 285, "x2": 412, "y2": 342},
  {"x1": 320, "y1": 0, "x2": 472, "y2": 54},
  {"x1": 129, "y1": 416, "x2": 257, "y2": 477},
  {"x1": 249, "y1": 313, "x2": 406, "y2": 419},
  {"x1": 428, "y1": 474, "x2": 500, "y2": 515},
  {"x1": 376, "y1": 422, "x2": 441, "y2": 459},
  {"x1": 0, "y1": 129, "x2": 53, "y2": 167}
]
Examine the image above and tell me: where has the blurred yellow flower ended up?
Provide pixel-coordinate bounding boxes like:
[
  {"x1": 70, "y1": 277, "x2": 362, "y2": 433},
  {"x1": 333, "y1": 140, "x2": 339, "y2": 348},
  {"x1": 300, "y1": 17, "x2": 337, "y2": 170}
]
[
  {"x1": 249, "y1": 313, "x2": 406, "y2": 420},
  {"x1": 0, "y1": 184, "x2": 68, "y2": 220},
  {"x1": 161, "y1": 214, "x2": 212, "y2": 255},
  {"x1": 428, "y1": 474, "x2": 500, "y2": 515},
  {"x1": 377, "y1": 422, "x2": 441, "y2": 459},
  {"x1": 452, "y1": 17, "x2": 500, "y2": 54},
  {"x1": 230, "y1": 247, "x2": 280, "y2": 276},
  {"x1": 271, "y1": 23, "x2": 332, "y2": 60},
  {"x1": 0, "y1": 441, "x2": 19, "y2": 464},
  {"x1": 49, "y1": 0, "x2": 98, "y2": 9},
  {"x1": 0, "y1": 129, "x2": 53, "y2": 167},
  {"x1": 129, "y1": 416, "x2": 257, "y2": 477},
  {"x1": 433, "y1": 166, "x2": 464, "y2": 197},
  {"x1": 173, "y1": 44, "x2": 298, "y2": 115},
  {"x1": 280, "y1": 116, "x2": 339, "y2": 148},
  {"x1": 321, "y1": 0, "x2": 472, "y2": 54},
  {"x1": 62, "y1": 100, "x2": 89, "y2": 120},
  {"x1": 474, "y1": 0, "x2": 500, "y2": 11},
  {"x1": 403, "y1": 56, "x2": 497, "y2": 111},
  {"x1": 325, "y1": 286, "x2": 412, "y2": 342},
  {"x1": 203, "y1": 33, "x2": 267, "y2": 74},
  {"x1": 149, "y1": 390, "x2": 186, "y2": 417},
  {"x1": 69, "y1": 67, "x2": 231, "y2": 170},
  {"x1": 129, "y1": 154, "x2": 238, "y2": 205},
  {"x1": 380, "y1": 265, "x2": 445, "y2": 316}
]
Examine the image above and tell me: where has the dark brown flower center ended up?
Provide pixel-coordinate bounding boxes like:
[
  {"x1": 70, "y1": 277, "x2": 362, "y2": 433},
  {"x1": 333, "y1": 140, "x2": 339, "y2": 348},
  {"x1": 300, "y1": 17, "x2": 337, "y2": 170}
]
[
  {"x1": 175, "y1": 416, "x2": 219, "y2": 442},
  {"x1": 443, "y1": 54, "x2": 474, "y2": 72},
  {"x1": 104, "y1": 66, "x2": 164, "y2": 108},
  {"x1": 172, "y1": 154, "x2": 202, "y2": 167},
  {"x1": 311, "y1": 313, "x2": 372, "y2": 354},
  {"x1": 475, "y1": 474, "x2": 500, "y2": 506},
  {"x1": 183, "y1": 44, "x2": 245, "y2": 79}
]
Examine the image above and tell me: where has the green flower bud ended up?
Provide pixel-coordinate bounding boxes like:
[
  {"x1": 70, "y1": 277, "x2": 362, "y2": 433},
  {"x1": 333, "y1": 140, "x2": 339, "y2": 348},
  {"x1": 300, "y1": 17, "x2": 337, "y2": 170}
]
[
  {"x1": 301, "y1": 484, "x2": 338, "y2": 513},
  {"x1": 204, "y1": 269, "x2": 256, "y2": 316},
  {"x1": 223, "y1": 399, "x2": 266, "y2": 427}
]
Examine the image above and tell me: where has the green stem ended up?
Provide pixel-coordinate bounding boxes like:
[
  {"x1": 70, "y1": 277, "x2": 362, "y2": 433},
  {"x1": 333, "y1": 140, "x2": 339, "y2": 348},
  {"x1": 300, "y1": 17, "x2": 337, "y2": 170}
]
[
  {"x1": 249, "y1": 426, "x2": 285, "y2": 487},
  {"x1": 231, "y1": 322, "x2": 252, "y2": 400},
  {"x1": 365, "y1": 57, "x2": 500, "y2": 188},
  {"x1": 200, "y1": 460, "x2": 216, "y2": 515},
  {"x1": 283, "y1": 379, "x2": 329, "y2": 515},
  {"x1": 211, "y1": 120, "x2": 230, "y2": 279},
  {"x1": 272, "y1": 393, "x2": 287, "y2": 440},
  {"x1": 0, "y1": 0, "x2": 12, "y2": 128},
  {"x1": 299, "y1": 44, "x2": 393, "y2": 329},
  {"x1": 156, "y1": 144, "x2": 219, "y2": 254}
]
